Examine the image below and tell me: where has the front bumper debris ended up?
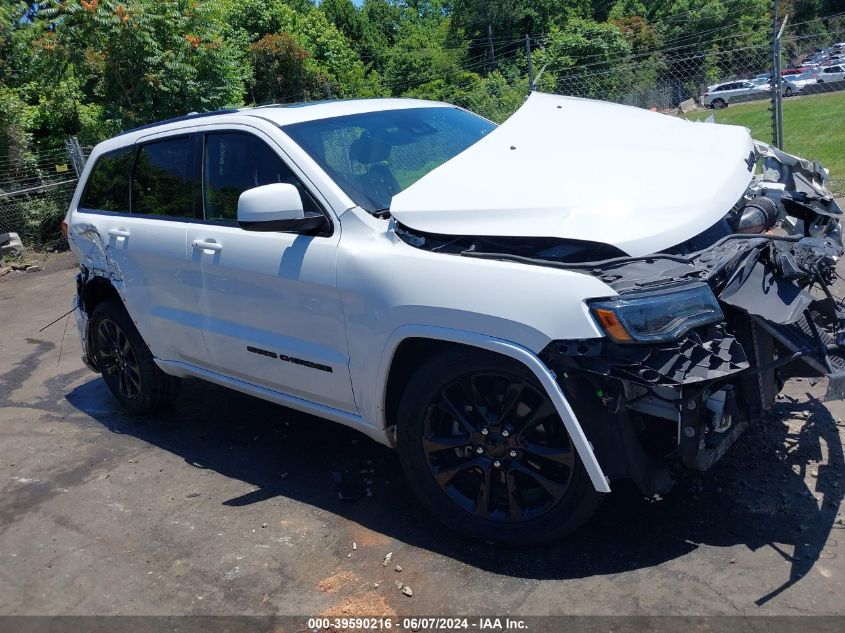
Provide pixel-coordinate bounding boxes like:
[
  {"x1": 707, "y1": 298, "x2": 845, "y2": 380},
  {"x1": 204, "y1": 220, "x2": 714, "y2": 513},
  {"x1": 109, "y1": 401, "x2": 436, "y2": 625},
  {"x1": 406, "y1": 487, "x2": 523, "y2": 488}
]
[{"x1": 539, "y1": 143, "x2": 844, "y2": 493}]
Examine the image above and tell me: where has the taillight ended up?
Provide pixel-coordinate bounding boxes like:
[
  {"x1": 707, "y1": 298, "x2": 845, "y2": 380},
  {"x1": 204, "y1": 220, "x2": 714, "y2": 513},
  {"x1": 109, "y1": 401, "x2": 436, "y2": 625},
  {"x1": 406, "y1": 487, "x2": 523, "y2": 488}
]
[{"x1": 61, "y1": 220, "x2": 68, "y2": 239}]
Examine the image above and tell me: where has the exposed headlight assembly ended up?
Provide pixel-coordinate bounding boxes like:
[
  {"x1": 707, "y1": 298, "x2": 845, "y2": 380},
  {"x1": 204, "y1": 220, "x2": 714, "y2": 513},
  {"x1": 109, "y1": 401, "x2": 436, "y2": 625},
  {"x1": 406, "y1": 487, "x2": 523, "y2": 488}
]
[{"x1": 589, "y1": 284, "x2": 724, "y2": 344}]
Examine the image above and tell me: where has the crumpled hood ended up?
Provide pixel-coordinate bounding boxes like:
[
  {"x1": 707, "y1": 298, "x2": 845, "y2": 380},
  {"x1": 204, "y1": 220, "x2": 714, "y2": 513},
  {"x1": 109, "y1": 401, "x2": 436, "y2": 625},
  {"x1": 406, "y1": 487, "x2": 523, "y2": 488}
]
[{"x1": 389, "y1": 92, "x2": 756, "y2": 257}]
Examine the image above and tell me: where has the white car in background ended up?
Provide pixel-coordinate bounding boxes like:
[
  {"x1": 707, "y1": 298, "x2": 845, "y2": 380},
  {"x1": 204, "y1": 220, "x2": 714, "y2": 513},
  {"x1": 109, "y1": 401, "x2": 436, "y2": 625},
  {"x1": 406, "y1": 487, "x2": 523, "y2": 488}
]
[
  {"x1": 65, "y1": 93, "x2": 844, "y2": 543},
  {"x1": 782, "y1": 71, "x2": 819, "y2": 95},
  {"x1": 701, "y1": 80, "x2": 768, "y2": 108},
  {"x1": 818, "y1": 64, "x2": 845, "y2": 82}
]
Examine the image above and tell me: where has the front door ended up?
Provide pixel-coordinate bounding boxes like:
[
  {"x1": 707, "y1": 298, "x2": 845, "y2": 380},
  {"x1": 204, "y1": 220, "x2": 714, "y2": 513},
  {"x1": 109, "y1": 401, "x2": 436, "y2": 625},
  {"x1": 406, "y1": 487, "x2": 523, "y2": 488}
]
[{"x1": 185, "y1": 130, "x2": 357, "y2": 414}]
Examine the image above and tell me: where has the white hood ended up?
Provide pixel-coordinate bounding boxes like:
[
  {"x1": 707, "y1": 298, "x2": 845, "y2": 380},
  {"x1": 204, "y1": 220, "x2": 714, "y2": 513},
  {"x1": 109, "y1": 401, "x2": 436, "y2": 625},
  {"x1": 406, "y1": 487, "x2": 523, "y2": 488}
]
[{"x1": 389, "y1": 92, "x2": 756, "y2": 257}]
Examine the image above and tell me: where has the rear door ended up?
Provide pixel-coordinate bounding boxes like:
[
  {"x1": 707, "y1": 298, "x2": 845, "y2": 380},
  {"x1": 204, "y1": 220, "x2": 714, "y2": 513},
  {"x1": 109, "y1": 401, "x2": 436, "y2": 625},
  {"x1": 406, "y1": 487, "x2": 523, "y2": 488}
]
[
  {"x1": 184, "y1": 127, "x2": 356, "y2": 413},
  {"x1": 714, "y1": 83, "x2": 737, "y2": 103},
  {"x1": 76, "y1": 133, "x2": 208, "y2": 365}
]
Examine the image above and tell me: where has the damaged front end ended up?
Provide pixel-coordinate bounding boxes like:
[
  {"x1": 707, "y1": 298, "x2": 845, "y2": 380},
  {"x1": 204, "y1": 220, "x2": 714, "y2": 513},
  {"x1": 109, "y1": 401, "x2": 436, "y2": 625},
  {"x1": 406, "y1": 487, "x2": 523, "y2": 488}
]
[
  {"x1": 398, "y1": 140, "x2": 843, "y2": 495},
  {"x1": 538, "y1": 142, "x2": 844, "y2": 494}
]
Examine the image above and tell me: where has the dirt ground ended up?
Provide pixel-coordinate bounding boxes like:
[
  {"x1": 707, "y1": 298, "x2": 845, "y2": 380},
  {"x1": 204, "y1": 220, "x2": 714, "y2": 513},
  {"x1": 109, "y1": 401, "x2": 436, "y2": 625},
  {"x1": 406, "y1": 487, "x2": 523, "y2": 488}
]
[{"x1": 1, "y1": 250, "x2": 844, "y2": 618}]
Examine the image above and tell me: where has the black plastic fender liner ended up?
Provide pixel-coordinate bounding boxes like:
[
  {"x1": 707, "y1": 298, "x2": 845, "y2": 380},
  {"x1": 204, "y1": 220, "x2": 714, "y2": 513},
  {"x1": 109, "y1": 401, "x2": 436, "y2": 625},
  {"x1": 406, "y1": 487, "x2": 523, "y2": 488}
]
[
  {"x1": 719, "y1": 260, "x2": 815, "y2": 325},
  {"x1": 553, "y1": 373, "x2": 675, "y2": 496}
]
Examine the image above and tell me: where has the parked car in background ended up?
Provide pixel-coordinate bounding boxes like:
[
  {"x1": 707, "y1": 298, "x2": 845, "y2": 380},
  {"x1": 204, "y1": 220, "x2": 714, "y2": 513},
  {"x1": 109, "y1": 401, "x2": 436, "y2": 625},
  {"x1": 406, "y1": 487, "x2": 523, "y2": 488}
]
[
  {"x1": 818, "y1": 65, "x2": 845, "y2": 82},
  {"x1": 821, "y1": 56, "x2": 845, "y2": 66},
  {"x1": 750, "y1": 73, "x2": 770, "y2": 86},
  {"x1": 701, "y1": 80, "x2": 768, "y2": 108},
  {"x1": 782, "y1": 71, "x2": 819, "y2": 95}
]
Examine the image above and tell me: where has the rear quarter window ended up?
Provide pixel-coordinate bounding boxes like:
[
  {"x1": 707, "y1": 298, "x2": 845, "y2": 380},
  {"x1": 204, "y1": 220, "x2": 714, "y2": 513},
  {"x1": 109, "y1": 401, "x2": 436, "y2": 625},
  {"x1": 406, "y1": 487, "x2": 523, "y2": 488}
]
[{"x1": 79, "y1": 146, "x2": 134, "y2": 213}]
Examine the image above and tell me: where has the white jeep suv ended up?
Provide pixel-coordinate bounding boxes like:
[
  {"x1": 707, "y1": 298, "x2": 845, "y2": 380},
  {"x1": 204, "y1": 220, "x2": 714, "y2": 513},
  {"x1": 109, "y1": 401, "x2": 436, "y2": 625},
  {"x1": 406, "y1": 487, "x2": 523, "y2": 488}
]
[{"x1": 67, "y1": 92, "x2": 844, "y2": 543}]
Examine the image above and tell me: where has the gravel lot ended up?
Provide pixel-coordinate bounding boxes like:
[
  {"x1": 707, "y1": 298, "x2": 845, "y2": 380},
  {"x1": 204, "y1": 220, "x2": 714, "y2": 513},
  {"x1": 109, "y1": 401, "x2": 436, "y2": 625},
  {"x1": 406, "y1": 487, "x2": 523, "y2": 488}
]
[{"x1": 1, "y1": 250, "x2": 844, "y2": 618}]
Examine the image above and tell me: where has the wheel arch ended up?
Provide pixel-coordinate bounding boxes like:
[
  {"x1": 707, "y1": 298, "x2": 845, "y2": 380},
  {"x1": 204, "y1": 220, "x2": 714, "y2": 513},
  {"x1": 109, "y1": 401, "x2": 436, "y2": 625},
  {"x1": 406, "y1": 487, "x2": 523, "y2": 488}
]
[
  {"x1": 376, "y1": 325, "x2": 611, "y2": 493},
  {"x1": 80, "y1": 274, "x2": 122, "y2": 316}
]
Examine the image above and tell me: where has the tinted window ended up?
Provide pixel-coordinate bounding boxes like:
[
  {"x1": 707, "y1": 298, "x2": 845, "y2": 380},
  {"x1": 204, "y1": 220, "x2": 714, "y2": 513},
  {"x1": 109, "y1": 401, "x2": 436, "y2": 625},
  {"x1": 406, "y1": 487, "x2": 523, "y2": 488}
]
[
  {"x1": 284, "y1": 107, "x2": 495, "y2": 212},
  {"x1": 132, "y1": 137, "x2": 194, "y2": 218},
  {"x1": 80, "y1": 147, "x2": 133, "y2": 212},
  {"x1": 202, "y1": 132, "x2": 319, "y2": 222}
]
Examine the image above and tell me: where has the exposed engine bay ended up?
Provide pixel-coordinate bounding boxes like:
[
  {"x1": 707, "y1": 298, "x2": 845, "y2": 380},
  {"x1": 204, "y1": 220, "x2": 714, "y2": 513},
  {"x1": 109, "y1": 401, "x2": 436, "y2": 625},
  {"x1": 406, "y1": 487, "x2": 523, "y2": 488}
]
[{"x1": 396, "y1": 140, "x2": 845, "y2": 495}]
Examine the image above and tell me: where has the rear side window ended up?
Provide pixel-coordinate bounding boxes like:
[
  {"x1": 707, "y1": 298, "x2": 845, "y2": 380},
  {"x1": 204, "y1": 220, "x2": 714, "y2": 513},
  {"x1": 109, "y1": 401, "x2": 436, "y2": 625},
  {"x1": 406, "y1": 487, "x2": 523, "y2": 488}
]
[
  {"x1": 202, "y1": 132, "x2": 319, "y2": 222},
  {"x1": 80, "y1": 147, "x2": 133, "y2": 213},
  {"x1": 132, "y1": 137, "x2": 194, "y2": 218}
]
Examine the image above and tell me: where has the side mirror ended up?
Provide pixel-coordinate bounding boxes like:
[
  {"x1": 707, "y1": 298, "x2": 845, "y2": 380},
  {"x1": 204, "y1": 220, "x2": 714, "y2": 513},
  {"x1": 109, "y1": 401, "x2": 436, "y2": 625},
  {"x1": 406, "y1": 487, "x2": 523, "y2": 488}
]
[{"x1": 237, "y1": 183, "x2": 326, "y2": 233}]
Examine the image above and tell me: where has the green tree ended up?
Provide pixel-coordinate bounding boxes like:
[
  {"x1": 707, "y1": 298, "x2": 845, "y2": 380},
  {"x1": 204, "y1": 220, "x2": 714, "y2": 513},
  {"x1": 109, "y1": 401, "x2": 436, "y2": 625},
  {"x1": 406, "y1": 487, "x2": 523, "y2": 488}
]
[
  {"x1": 384, "y1": 11, "x2": 467, "y2": 93},
  {"x1": 357, "y1": 0, "x2": 402, "y2": 74},
  {"x1": 248, "y1": 33, "x2": 323, "y2": 103},
  {"x1": 43, "y1": 0, "x2": 247, "y2": 128},
  {"x1": 224, "y1": 1, "x2": 380, "y2": 99},
  {"x1": 320, "y1": 0, "x2": 364, "y2": 46}
]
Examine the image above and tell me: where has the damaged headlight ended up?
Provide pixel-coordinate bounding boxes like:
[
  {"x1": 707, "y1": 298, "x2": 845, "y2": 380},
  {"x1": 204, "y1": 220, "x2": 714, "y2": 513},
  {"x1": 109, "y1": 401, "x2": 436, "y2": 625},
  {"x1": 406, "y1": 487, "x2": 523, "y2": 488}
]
[{"x1": 589, "y1": 284, "x2": 724, "y2": 343}]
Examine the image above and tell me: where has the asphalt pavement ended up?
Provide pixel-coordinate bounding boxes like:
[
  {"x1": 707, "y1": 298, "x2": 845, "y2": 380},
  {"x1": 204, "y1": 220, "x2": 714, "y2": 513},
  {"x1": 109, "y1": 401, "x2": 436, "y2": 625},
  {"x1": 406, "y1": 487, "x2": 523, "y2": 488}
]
[{"x1": 1, "y1": 251, "x2": 844, "y2": 617}]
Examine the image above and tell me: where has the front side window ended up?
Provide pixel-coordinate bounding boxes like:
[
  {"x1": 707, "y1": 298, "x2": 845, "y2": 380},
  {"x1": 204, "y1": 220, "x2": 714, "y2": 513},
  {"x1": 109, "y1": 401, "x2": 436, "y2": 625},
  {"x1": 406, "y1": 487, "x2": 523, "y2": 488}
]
[
  {"x1": 283, "y1": 107, "x2": 495, "y2": 213},
  {"x1": 202, "y1": 132, "x2": 319, "y2": 223},
  {"x1": 132, "y1": 137, "x2": 194, "y2": 218},
  {"x1": 80, "y1": 147, "x2": 134, "y2": 213}
]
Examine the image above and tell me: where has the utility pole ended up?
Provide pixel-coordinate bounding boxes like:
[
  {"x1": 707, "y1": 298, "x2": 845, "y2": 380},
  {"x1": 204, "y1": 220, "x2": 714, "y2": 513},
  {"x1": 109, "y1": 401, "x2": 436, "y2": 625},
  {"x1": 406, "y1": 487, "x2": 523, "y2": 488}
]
[
  {"x1": 487, "y1": 23, "x2": 496, "y2": 71},
  {"x1": 770, "y1": 0, "x2": 780, "y2": 147},
  {"x1": 526, "y1": 34, "x2": 533, "y2": 91},
  {"x1": 775, "y1": 14, "x2": 788, "y2": 149}
]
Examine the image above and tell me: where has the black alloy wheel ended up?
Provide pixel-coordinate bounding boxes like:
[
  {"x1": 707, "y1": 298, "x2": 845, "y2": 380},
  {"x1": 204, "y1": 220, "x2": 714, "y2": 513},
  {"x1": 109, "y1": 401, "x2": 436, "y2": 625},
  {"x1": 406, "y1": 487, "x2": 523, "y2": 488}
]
[
  {"x1": 91, "y1": 298, "x2": 180, "y2": 414},
  {"x1": 396, "y1": 349, "x2": 602, "y2": 543},
  {"x1": 97, "y1": 317, "x2": 142, "y2": 400},
  {"x1": 422, "y1": 372, "x2": 575, "y2": 522}
]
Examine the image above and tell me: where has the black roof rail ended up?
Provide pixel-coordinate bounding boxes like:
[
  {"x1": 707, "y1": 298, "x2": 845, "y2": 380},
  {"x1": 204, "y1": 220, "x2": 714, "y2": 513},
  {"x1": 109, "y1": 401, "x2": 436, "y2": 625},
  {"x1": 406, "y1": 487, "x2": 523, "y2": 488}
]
[{"x1": 117, "y1": 109, "x2": 240, "y2": 136}]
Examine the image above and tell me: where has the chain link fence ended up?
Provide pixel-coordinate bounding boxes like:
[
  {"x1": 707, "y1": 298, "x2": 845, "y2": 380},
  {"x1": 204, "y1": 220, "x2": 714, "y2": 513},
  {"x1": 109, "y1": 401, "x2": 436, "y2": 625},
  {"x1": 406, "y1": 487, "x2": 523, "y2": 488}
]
[
  {"x1": 0, "y1": 139, "x2": 87, "y2": 253},
  {"x1": 550, "y1": 12, "x2": 845, "y2": 196},
  {"x1": 1, "y1": 12, "x2": 843, "y2": 252}
]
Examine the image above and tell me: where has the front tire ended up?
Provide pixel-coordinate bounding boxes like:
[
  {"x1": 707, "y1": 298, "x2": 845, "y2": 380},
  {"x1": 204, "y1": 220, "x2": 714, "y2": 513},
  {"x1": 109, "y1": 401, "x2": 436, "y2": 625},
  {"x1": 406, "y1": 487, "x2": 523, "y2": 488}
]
[
  {"x1": 395, "y1": 349, "x2": 602, "y2": 544},
  {"x1": 91, "y1": 299, "x2": 180, "y2": 414}
]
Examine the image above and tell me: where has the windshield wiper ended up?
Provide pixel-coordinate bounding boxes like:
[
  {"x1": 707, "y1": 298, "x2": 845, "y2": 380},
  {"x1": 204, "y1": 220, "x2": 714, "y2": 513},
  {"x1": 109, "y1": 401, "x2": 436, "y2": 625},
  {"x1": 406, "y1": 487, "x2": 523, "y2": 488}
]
[{"x1": 373, "y1": 208, "x2": 391, "y2": 219}]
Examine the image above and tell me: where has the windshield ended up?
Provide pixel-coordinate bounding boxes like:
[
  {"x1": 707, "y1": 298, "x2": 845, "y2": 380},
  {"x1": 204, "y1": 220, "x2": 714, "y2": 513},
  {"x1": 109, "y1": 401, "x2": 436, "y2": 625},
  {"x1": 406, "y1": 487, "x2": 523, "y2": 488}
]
[{"x1": 282, "y1": 107, "x2": 495, "y2": 213}]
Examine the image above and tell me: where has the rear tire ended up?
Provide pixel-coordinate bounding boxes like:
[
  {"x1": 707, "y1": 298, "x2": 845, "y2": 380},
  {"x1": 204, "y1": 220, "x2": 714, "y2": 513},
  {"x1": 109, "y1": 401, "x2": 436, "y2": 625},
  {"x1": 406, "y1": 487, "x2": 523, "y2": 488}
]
[
  {"x1": 712, "y1": 98, "x2": 727, "y2": 109},
  {"x1": 91, "y1": 298, "x2": 180, "y2": 414},
  {"x1": 395, "y1": 349, "x2": 602, "y2": 544}
]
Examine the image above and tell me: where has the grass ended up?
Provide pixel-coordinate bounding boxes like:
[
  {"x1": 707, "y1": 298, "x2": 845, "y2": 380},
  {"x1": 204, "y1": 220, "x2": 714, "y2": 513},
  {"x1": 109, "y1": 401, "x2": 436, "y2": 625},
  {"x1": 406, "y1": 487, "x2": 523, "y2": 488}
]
[{"x1": 682, "y1": 91, "x2": 845, "y2": 195}]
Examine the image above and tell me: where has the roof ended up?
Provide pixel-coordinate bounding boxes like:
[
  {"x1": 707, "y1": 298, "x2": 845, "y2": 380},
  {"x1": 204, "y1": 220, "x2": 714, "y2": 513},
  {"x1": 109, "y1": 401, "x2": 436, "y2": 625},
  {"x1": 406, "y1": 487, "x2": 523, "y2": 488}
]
[
  {"x1": 241, "y1": 97, "x2": 450, "y2": 126},
  {"x1": 116, "y1": 98, "x2": 450, "y2": 138},
  {"x1": 89, "y1": 97, "x2": 456, "y2": 161}
]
